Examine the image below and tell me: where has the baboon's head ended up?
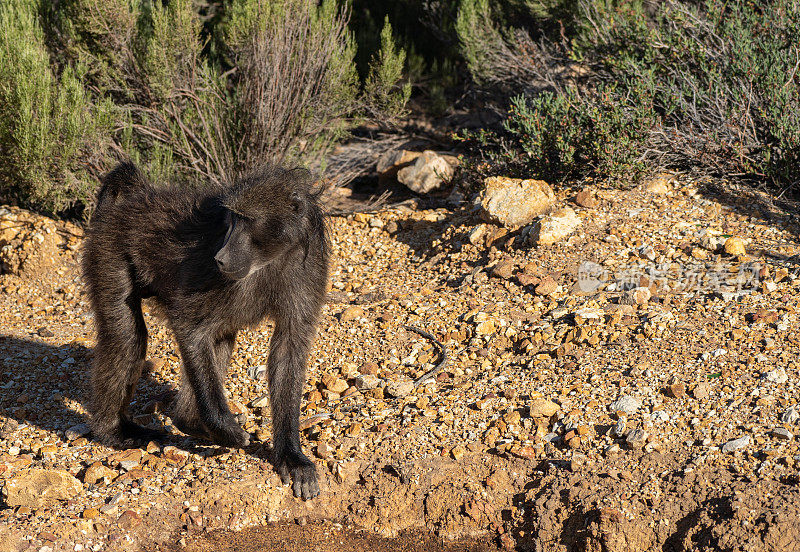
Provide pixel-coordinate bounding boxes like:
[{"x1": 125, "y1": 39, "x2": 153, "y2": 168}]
[{"x1": 215, "y1": 167, "x2": 320, "y2": 280}]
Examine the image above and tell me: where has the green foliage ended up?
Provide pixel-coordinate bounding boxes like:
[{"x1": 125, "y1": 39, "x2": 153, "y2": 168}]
[
  {"x1": 349, "y1": 0, "x2": 462, "y2": 111},
  {"x1": 0, "y1": 0, "x2": 113, "y2": 214},
  {"x1": 576, "y1": 0, "x2": 800, "y2": 183},
  {"x1": 363, "y1": 17, "x2": 412, "y2": 121},
  {"x1": 0, "y1": 0, "x2": 411, "y2": 215},
  {"x1": 456, "y1": 0, "x2": 800, "y2": 186},
  {"x1": 504, "y1": 81, "x2": 656, "y2": 181},
  {"x1": 142, "y1": 0, "x2": 201, "y2": 103},
  {"x1": 57, "y1": 0, "x2": 141, "y2": 97},
  {"x1": 455, "y1": 0, "x2": 506, "y2": 86}
]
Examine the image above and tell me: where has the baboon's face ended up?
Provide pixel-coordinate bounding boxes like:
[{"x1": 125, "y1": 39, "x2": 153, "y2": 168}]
[{"x1": 215, "y1": 190, "x2": 308, "y2": 280}]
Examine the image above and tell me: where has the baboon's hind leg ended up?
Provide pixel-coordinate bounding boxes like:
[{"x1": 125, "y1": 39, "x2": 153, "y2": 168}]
[
  {"x1": 91, "y1": 292, "x2": 163, "y2": 444},
  {"x1": 172, "y1": 332, "x2": 237, "y2": 439},
  {"x1": 173, "y1": 331, "x2": 248, "y2": 447}
]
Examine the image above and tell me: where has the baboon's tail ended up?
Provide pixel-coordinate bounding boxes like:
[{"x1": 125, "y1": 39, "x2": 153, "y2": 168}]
[{"x1": 95, "y1": 161, "x2": 149, "y2": 214}]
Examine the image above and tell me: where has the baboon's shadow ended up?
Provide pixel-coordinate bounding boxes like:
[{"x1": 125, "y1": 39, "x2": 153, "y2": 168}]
[{"x1": 0, "y1": 335, "x2": 175, "y2": 446}]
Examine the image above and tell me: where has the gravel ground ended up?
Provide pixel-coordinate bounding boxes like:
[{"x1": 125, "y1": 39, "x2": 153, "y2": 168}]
[{"x1": 1, "y1": 176, "x2": 799, "y2": 552}]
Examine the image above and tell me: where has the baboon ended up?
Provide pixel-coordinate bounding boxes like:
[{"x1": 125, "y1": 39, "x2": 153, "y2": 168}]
[{"x1": 82, "y1": 162, "x2": 329, "y2": 499}]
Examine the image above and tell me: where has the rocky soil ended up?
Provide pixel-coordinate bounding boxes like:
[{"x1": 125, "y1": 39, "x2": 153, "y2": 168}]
[{"x1": 1, "y1": 174, "x2": 800, "y2": 552}]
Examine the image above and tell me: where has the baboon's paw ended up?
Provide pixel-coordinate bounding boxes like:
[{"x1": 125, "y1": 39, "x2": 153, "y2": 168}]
[
  {"x1": 171, "y1": 415, "x2": 209, "y2": 440},
  {"x1": 90, "y1": 419, "x2": 162, "y2": 449},
  {"x1": 210, "y1": 421, "x2": 251, "y2": 448},
  {"x1": 276, "y1": 452, "x2": 319, "y2": 500},
  {"x1": 119, "y1": 418, "x2": 166, "y2": 443}
]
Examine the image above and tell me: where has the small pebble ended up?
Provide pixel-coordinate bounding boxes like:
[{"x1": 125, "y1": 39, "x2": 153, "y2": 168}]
[
  {"x1": 772, "y1": 428, "x2": 793, "y2": 441},
  {"x1": 610, "y1": 395, "x2": 640, "y2": 415},
  {"x1": 722, "y1": 435, "x2": 750, "y2": 453},
  {"x1": 781, "y1": 406, "x2": 799, "y2": 425},
  {"x1": 762, "y1": 368, "x2": 788, "y2": 384},
  {"x1": 385, "y1": 380, "x2": 414, "y2": 398}
]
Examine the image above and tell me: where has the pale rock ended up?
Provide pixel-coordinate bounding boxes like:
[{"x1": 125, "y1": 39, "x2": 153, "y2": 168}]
[
  {"x1": 763, "y1": 367, "x2": 788, "y2": 384},
  {"x1": 2, "y1": 469, "x2": 82, "y2": 508},
  {"x1": 610, "y1": 395, "x2": 640, "y2": 414},
  {"x1": 641, "y1": 175, "x2": 672, "y2": 194},
  {"x1": 621, "y1": 286, "x2": 651, "y2": 305},
  {"x1": 322, "y1": 374, "x2": 349, "y2": 394},
  {"x1": 781, "y1": 406, "x2": 799, "y2": 425},
  {"x1": 100, "y1": 504, "x2": 119, "y2": 516},
  {"x1": 479, "y1": 177, "x2": 555, "y2": 229},
  {"x1": 397, "y1": 151, "x2": 454, "y2": 193},
  {"x1": 385, "y1": 380, "x2": 414, "y2": 398},
  {"x1": 376, "y1": 149, "x2": 422, "y2": 175},
  {"x1": 529, "y1": 398, "x2": 560, "y2": 418},
  {"x1": 573, "y1": 307, "x2": 604, "y2": 324},
  {"x1": 468, "y1": 224, "x2": 488, "y2": 246},
  {"x1": 340, "y1": 305, "x2": 365, "y2": 323},
  {"x1": 724, "y1": 237, "x2": 746, "y2": 256},
  {"x1": 650, "y1": 410, "x2": 670, "y2": 423},
  {"x1": 772, "y1": 428, "x2": 793, "y2": 441},
  {"x1": 528, "y1": 207, "x2": 581, "y2": 246},
  {"x1": 475, "y1": 319, "x2": 497, "y2": 336},
  {"x1": 625, "y1": 429, "x2": 648, "y2": 448},
  {"x1": 722, "y1": 435, "x2": 750, "y2": 453},
  {"x1": 250, "y1": 394, "x2": 270, "y2": 409},
  {"x1": 692, "y1": 382, "x2": 711, "y2": 400},
  {"x1": 83, "y1": 463, "x2": 118, "y2": 486},
  {"x1": 355, "y1": 374, "x2": 381, "y2": 390},
  {"x1": 316, "y1": 442, "x2": 334, "y2": 458}
]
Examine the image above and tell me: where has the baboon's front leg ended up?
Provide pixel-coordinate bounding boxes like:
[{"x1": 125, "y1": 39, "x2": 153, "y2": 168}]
[
  {"x1": 268, "y1": 316, "x2": 319, "y2": 499},
  {"x1": 174, "y1": 332, "x2": 250, "y2": 448}
]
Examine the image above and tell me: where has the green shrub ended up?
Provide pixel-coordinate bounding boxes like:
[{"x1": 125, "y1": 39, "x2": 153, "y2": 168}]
[
  {"x1": 363, "y1": 17, "x2": 412, "y2": 123},
  {"x1": 56, "y1": 0, "x2": 141, "y2": 98},
  {"x1": 456, "y1": 0, "x2": 800, "y2": 186},
  {"x1": 350, "y1": 0, "x2": 461, "y2": 105},
  {"x1": 504, "y1": 82, "x2": 656, "y2": 181},
  {"x1": 136, "y1": 0, "x2": 234, "y2": 184},
  {"x1": 0, "y1": 0, "x2": 113, "y2": 215},
  {"x1": 456, "y1": 0, "x2": 576, "y2": 91},
  {"x1": 578, "y1": 0, "x2": 800, "y2": 183},
  {"x1": 57, "y1": 0, "x2": 235, "y2": 185}
]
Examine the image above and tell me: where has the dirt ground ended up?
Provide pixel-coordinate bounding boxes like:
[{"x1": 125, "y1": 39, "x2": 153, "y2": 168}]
[
  {"x1": 1, "y1": 175, "x2": 800, "y2": 551},
  {"x1": 151, "y1": 521, "x2": 495, "y2": 552}
]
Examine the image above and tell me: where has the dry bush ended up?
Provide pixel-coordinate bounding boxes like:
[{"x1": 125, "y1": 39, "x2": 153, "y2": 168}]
[{"x1": 226, "y1": 0, "x2": 360, "y2": 170}]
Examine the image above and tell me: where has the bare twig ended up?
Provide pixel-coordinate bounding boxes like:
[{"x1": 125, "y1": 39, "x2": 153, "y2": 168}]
[{"x1": 406, "y1": 326, "x2": 448, "y2": 387}]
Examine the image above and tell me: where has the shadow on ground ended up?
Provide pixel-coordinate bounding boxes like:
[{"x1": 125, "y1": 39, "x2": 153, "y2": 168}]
[
  {"x1": 0, "y1": 335, "x2": 174, "y2": 446},
  {"x1": 696, "y1": 179, "x2": 800, "y2": 229}
]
